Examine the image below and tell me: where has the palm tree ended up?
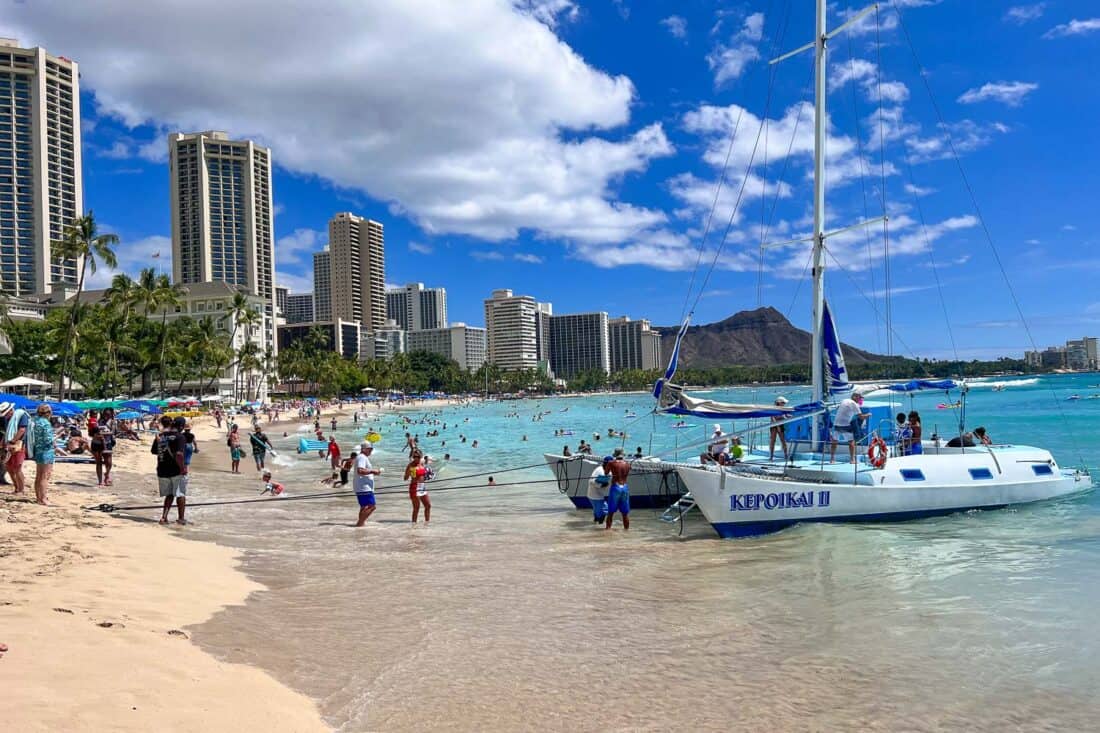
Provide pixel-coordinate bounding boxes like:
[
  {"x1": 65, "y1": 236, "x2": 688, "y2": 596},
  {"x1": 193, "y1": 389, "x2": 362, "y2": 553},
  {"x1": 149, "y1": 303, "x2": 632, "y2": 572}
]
[
  {"x1": 51, "y1": 211, "x2": 119, "y2": 399},
  {"x1": 232, "y1": 306, "x2": 261, "y2": 400},
  {"x1": 151, "y1": 275, "x2": 186, "y2": 396}
]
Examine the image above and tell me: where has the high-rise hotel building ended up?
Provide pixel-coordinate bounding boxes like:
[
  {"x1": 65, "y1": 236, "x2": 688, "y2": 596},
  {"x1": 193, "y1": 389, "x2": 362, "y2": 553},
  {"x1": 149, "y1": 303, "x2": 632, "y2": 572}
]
[
  {"x1": 386, "y1": 282, "x2": 448, "y2": 331},
  {"x1": 608, "y1": 316, "x2": 662, "y2": 372},
  {"x1": 0, "y1": 39, "x2": 83, "y2": 296},
  {"x1": 312, "y1": 248, "x2": 332, "y2": 322},
  {"x1": 484, "y1": 289, "x2": 552, "y2": 373},
  {"x1": 168, "y1": 131, "x2": 275, "y2": 304},
  {"x1": 328, "y1": 212, "x2": 386, "y2": 330},
  {"x1": 549, "y1": 312, "x2": 611, "y2": 379}
]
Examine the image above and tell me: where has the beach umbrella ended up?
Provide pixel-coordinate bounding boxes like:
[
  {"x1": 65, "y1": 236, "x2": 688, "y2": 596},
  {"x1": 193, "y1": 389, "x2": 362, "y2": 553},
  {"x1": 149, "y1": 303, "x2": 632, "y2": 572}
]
[
  {"x1": 116, "y1": 410, "x2": 141, "y2": 420},
  {"x1": 119, "y1": 399, "x2": 161, "y2": 415},
  {"x1": 0, "y1": 392, "x2": 38, "y2": 410},
  {"x1": 49, "y1": 401, "x2": 85, "y2": 418}
]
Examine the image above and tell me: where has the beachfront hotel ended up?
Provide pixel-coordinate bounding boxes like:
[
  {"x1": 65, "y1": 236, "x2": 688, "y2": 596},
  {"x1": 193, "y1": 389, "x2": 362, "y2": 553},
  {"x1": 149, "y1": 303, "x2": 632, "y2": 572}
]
[
  {"x1": 407, "y1": 322, "x2": 487, "y2": 371},
  {"x1": 312, "y1": 248, "x2": 332, "y2": 322},
  {"x1": 328, "y1": 212, "x2": 387, "y2": 330},
  {"x1": 0, "y1": 39, "x2": 83, "y2": 297},
  {"x1": 549, "y1": 311, "x2": 611, "y2": 378},
  {"x1": 484, "y1": 289, "x2": 552, "y2": 373},
  {"x1": 609, "y1": 316, "x2": 662, "y2": 372},
  {"x1": 386, "y1": 282, "x2": 448, "y2": 332},
  {"x1": 168, "y1": 131, "x2": 275, "y2": 304}
]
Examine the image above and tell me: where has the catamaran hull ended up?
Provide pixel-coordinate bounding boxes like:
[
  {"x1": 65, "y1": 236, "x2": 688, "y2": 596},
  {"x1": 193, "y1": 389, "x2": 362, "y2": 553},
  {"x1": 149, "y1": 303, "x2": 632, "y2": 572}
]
[
  {"x1": 544, "y1": 454, "x2": 687, "y2": 509},
  {"x1": 677, "y1": 453, "x2": 1091, "y2": 538}
]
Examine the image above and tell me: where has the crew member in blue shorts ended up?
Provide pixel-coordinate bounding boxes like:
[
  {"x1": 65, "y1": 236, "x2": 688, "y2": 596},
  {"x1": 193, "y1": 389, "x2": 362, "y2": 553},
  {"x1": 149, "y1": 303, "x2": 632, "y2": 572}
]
[
  {"x1": 354, "y1": 441, "x2": 383, "y2": 527},
  {"x1": 605, "y1": 448, "x2": 632, "y2": 530}
]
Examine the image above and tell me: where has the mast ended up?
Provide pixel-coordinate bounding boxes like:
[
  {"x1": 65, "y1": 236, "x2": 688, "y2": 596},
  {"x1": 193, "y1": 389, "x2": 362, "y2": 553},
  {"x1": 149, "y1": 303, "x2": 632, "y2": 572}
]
[{"x1": 810, "y1": 0, "x2": 828, "y2": 446}]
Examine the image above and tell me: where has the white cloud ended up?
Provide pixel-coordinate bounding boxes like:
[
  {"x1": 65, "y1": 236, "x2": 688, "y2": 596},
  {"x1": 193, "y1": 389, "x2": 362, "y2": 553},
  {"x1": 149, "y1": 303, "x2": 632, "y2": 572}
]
[
  {"x1": 513, "y1": 252, "x2": 544, "y2": 264},
  {"x1": 660, "y1": 15, "x2": 687, "y2": 39},
  {"x1": 1004, "y1": 4, "x2": 1046, "y2": 25},
  {"x1": 957, "y1": 81, "x2": 1038, "y2": 107},
  {"x1": 904, "y1": 183, "x2": 936, "y2": 197},
  {"x1": 905, "y1": 120, "x2": 1009, "y2": 163},
  {"x1": 1062, "y1": 224, "x2": 1077, "y2": 231},
  {"x1": 516, "y1": 0, "x2": 578, "y2": 29},
  {"x1": 1043, "y1": 18, "x2": 1100, "y2": 39},
  {"x1": 3, "y1": 1, "x2": 674, "y2": 252},
  {"x1": 275, "y1": 228, "x2": 324, "y2": 268},
  {"x1": 408, "y1": 242, "x2": 434, "y2": 255},
  {"x1": 829, "y1": 59, "x2": 909, "y2": 104},
  {"x1": 707, "y1": 12, "x2": 764, "y2": 86},
  {"x1": 1025, "y1": 238, "x2": 1041, "y2": 245},
  {"x1": 470, "y1": 250, "x2": 505, "y2": 261}
]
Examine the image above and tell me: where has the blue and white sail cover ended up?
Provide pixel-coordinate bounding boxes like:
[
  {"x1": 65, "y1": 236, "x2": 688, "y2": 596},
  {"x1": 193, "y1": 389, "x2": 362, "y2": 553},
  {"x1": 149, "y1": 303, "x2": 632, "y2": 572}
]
[{"x1": 822, "y1": 300, "x2": 852, "y2": 400}]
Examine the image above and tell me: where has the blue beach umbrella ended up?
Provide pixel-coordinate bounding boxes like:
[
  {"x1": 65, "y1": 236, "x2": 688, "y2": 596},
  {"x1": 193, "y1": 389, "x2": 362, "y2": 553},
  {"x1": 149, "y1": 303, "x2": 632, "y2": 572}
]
[
  {"x1": 49, "y1": 401, "x2": 85, "y2": 418},
  {"x1": 116, "y1": 410, "x2": 141, "y2": 420},
  {"x1": 0, "y1": 392, "x2": 38, "y2": 410}
]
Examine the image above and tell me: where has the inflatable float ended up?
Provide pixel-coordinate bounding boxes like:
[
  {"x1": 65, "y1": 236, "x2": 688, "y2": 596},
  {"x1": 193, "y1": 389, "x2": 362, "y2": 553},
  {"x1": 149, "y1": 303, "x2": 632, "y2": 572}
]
[{"x1": 298, "y1": 438, "x2": 329, "y2": 453}]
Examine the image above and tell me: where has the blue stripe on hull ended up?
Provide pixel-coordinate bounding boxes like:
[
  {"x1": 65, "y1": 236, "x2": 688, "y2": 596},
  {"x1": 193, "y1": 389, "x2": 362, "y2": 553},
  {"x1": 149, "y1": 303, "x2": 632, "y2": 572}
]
[
  {"x1": 711, "y1": 504, "x2": 1009, "y2": 538},
  {"x1": 568, "y1": 495, "x2": 678, "y2": 510}
]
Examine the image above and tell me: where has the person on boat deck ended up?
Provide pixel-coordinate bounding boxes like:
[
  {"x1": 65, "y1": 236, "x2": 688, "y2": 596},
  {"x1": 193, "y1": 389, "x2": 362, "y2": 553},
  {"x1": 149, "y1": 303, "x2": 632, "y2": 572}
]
[
  {"x1": 562, "y1": 445, "x2": 572, "y2": 457},
  {"x1": 605, "y1": 448, "x2": 631, "y2": 530},
  {"x1": 587, "y1": 455, "x2": 613, "y2": 524},
  {"x1": 830, "y1": 392, "x2": 870, "y2": 464},
  {"x1": 708, "y1": 424, "x2": 729, "y2": 464},
  {"x1": 633, "y1": 446, "x2": 644, "y2": 459},
  {"x1": 946, "y1": 431, "x2": 976, "y2": 448},
  {"x1": 894, "y1": 413, "x2": 913, "y2": 456},
  {"x1": 907, "y1": 411, "x2": 923, "y2": 455},
  {"x1": 769, "y1": 397, "x2": 790, "y2": 461},
  {"x1": 974, "y1": 426, "x2": 993, "y2": 446}
]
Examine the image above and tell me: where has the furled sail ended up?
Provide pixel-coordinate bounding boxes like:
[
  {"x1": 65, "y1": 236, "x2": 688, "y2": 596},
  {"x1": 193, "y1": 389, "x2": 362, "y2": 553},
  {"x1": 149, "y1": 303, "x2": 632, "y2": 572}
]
[
  {"x1": 653, "y1": 316, "x2": 690, "y2": 403},
  {"x1": 822, "y1": 300, "x2": 852, "y2": 400}
]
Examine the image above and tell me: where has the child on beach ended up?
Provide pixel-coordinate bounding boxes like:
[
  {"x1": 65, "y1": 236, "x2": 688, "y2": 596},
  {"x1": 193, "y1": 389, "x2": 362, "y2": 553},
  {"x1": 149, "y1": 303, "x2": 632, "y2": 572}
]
[{"x1": 260, "y1": 470, "x2": 285, "y2": 496}]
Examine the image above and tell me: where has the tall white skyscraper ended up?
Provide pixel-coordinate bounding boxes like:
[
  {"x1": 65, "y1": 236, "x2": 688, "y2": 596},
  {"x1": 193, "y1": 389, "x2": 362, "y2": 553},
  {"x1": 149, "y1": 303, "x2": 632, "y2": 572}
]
[
  {"x1": 0, "y1": 39, "x2": 83, "y2": 296},
  {"x1": 483, "y1": 289, "x2": 552, "y2": 373},
  {"x1": 168, "y1": 131, "x2": 275, "y2": 304},
  {"x1": 328, "y1": 212, "x2": 386, "y2": 330},
  {"x1": 312, "y1": 248, "x2": 332, "y2": 322},
  {"x1": 385, "y1": 282, "x2": 448, "y2": 331}
]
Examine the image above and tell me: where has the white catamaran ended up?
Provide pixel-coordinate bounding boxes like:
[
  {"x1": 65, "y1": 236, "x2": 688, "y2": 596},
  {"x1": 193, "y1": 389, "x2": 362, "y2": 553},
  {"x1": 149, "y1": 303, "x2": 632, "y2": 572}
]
[{"x1": 652, "y1": 0, "x2": 1091, "y2": 538}]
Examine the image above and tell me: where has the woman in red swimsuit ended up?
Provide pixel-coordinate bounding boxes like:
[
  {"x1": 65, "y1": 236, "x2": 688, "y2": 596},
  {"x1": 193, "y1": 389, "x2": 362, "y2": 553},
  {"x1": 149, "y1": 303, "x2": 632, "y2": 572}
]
[{"x1": 404, "y1": 451, "x2": 431, "y2": 523}]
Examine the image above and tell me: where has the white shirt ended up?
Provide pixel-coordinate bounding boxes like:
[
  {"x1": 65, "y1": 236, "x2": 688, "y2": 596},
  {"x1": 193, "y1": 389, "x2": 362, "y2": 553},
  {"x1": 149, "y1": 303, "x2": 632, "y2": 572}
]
[
  {"x1": 354, "y1": 453, "x2": 375, "y2": 494},
  {"x1": 834, "y1": 398, "x2": 861, "y2": 428},
  {"x1": 708, "y1": 431, "x2": 728, "y2": 456},
  {"x1": 587, "y1": 464, "x2": 609, "y2": 501}
]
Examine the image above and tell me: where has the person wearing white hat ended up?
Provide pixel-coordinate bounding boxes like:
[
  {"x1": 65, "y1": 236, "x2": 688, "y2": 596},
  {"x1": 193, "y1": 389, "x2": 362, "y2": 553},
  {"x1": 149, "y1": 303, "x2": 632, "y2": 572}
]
[
  {"x1": 354, "y1": 441, "x2": 382, "y2": 526},
  {"x1": 708, "y1": 424, "x2": 729, "y2": 464},
  {"x1": 769, "y1": 397, "x2": 790, "y2": 461},
  {"x1": 2, "y1": 400, "x2": 30, "y2": 496}
]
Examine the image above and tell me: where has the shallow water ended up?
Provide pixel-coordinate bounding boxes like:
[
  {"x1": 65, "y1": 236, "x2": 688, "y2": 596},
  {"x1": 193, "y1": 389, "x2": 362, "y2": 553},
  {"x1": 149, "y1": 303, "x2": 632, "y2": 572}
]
[{"x1": 181, "y1": 374, "x2": 1100, "y2": 730}]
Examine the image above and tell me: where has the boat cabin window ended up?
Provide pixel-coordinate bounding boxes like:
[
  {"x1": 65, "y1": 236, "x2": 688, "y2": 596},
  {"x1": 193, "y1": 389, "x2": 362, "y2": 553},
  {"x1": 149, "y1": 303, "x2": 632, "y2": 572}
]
[
  {"x1": 968, "y1": 468, "x2": 994, "y2": 480},
  {"x1": 1031, "y1": 464, "x2": 1054, "y2": 476},
  {"x1": 900, "y1": 469, "x2": 925, "y2": 482}
]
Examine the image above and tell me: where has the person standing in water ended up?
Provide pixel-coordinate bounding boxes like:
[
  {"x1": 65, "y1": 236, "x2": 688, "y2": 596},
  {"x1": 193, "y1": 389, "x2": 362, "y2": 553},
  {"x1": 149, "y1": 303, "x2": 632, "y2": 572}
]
[
  {"x1": 227, "y1": 424, "x2": 243, "y2": 474},
  {"x1": 587, "y1": 455, "x2": 613, "y2": 524},
  {"x1": 250, "y1": 426, "x2": 274, "y2": 471},
  {"x1": 404, "y1": 451, "x2": 431, "y2": 523},
  {"x1": 355, "y1": 442, "x2": 382, "y2": 526},
  {"x1": 605, "y1": 448, "x2": 631, "y2": 530}
]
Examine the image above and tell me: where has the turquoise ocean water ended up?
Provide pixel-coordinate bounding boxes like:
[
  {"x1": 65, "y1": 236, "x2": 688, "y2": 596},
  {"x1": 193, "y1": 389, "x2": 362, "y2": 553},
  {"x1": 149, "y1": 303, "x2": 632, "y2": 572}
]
[{"x1": 177, "y1": 373, "x2": 1100, "y2": 730}]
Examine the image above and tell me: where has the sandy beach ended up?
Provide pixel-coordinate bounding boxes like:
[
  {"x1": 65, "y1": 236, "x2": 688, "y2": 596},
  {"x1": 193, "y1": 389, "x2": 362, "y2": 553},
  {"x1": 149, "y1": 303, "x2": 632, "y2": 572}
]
[{"x1": 1, "y1": 416, "x2": 328, "y2": 732}]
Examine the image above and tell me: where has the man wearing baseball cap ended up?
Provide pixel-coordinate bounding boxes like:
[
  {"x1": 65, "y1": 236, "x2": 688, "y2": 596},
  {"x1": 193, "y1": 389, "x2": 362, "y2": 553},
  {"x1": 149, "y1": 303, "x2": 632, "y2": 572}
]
[{"x1": 354, "y1": 441, "x2": 383, "y2": 527}]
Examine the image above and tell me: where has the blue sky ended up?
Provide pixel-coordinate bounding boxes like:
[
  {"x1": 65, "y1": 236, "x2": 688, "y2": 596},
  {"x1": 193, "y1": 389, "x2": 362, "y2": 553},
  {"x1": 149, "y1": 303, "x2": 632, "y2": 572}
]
[{"x1": 5, "y1": 1, "x2": 1100, "y2": 359}]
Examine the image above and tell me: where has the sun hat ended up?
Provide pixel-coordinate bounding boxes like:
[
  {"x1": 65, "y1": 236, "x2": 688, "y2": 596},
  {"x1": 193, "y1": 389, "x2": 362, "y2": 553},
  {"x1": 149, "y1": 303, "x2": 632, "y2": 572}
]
[
  {"x1": 0, "y1": 401, "x2": 13, "y2": 415},
  {"x1": 613, "y1": 447, "x2": 625, "y2": 458},
  {"x1": 775, "y1": 396, "x2": 789, "y2": 405}
]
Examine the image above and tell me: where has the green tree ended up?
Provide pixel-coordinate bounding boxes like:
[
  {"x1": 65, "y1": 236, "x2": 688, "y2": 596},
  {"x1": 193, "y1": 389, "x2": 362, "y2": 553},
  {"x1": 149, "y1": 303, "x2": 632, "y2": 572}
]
[{"x1": 50, "y1": 211, "x2": 119, "y2": 399}]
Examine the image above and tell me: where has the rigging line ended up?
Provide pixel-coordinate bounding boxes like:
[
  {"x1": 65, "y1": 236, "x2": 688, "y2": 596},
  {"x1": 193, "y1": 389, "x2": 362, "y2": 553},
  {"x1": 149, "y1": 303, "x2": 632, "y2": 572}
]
[
  {"x1": 875, "y1": 6, "x2": 894, "y2": 361},
  {"x1": 904, "y1": 156, "x2": 960, "y2": 363},
  {"x1": 820, "y1": 244, "x2": 932, "y2": 375},
  {"x1": 686, "y1": 0, "x2": 794, "y2": 318},
  {"x1": 756, "y1": 113, "x2": 769, "y2": 307},
  {"x1": 843, "y1": 20, "x2": 882, "y2": 355},
  {"x1": 889, "y1": 0, "x2": 1086, "y2": 466},
  {"x1": 785, "y1": 245, "x2": 815, "y2": 320}
]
